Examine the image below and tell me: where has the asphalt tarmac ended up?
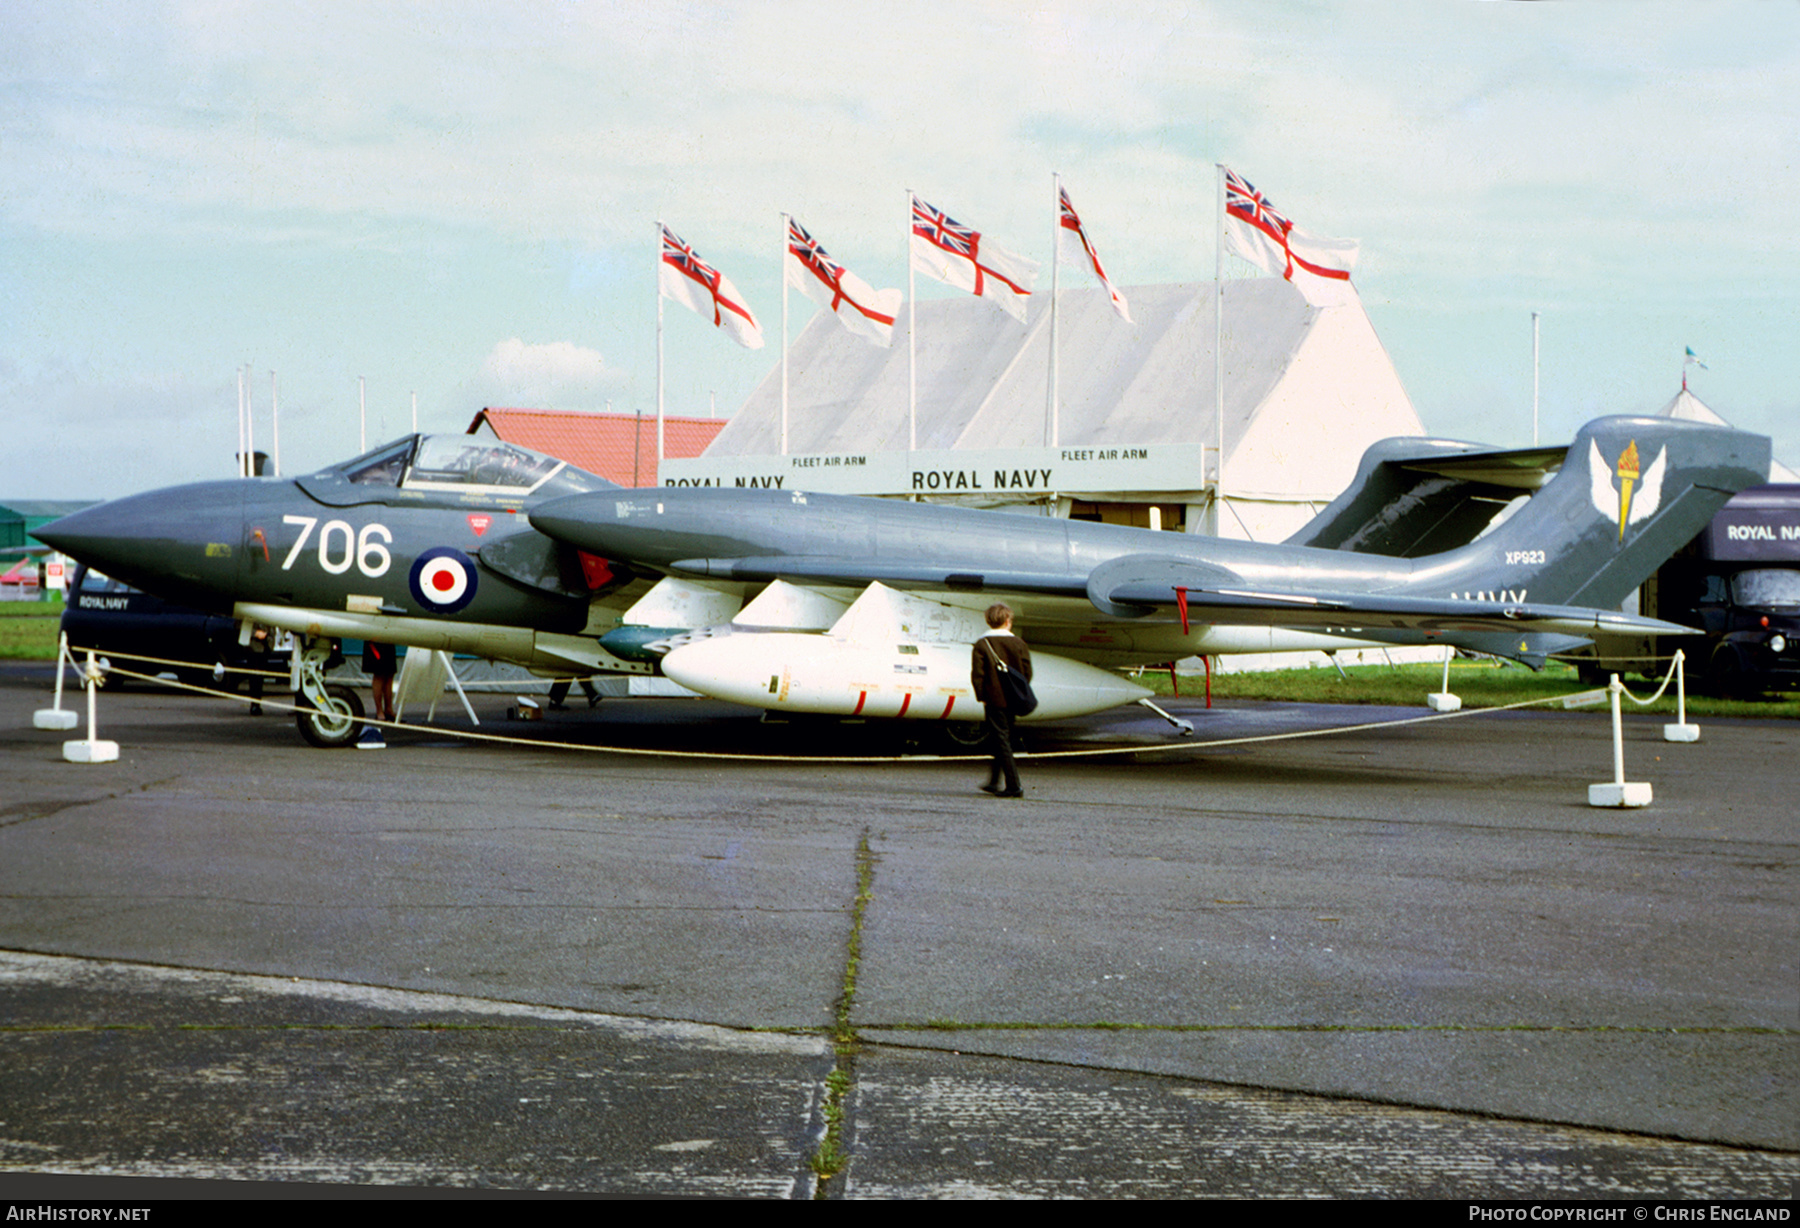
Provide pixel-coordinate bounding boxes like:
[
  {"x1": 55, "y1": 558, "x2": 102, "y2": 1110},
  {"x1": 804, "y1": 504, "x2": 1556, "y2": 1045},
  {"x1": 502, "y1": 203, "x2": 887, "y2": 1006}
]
[{"x1": 0, "y1": 661, "x2": 1794, "y2": 1198}]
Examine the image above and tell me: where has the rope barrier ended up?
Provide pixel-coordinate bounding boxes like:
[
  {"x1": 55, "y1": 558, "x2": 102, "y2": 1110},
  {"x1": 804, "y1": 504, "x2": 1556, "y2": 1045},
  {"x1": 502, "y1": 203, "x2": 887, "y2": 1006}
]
[
  {"x1": 63, "y1": 646, "x2": 288, "y2": 680},
  {"x1": 72, "y1": 650, "x2": 1681, "y2": 768},
  {"x1": 65, "y1": 645, "x2": 614, "y2": 691},
  {"x1": 1615, "y1": 650, "x2": 1683, "y2": 707}
]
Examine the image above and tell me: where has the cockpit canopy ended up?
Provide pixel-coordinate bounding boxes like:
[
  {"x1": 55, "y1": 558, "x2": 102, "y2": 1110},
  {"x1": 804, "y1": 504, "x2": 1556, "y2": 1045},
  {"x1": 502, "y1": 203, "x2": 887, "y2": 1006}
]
[{"x1": 302, "y1": 435, "x2": 618, "y2": 506}]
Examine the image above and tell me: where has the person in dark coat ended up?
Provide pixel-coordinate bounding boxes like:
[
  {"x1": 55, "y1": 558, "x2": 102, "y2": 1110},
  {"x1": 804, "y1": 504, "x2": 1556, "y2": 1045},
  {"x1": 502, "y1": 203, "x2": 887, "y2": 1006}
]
[
  {"x1": 362, "y1": 640, "x2": 398, "y2": 723},
  {"x1": 970, "y1": 602, "x2": 1032, "y2": 798}
]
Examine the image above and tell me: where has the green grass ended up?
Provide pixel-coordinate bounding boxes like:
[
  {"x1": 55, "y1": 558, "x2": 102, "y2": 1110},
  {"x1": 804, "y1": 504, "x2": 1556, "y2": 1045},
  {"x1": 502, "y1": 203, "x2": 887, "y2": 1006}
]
[
  {"x1": 1133, "y1": 659, "x2": 1800, "y2": 719},
  {"x1": 0, "y1": 598, "x2": 61, "y2": 659}
]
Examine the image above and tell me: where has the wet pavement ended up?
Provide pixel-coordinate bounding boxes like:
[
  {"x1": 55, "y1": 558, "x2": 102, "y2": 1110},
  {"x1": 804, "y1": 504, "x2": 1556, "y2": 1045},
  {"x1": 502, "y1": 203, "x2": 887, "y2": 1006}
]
[{"x1": 0, "y1": 662, "x2": 1794, "y2": 1197}]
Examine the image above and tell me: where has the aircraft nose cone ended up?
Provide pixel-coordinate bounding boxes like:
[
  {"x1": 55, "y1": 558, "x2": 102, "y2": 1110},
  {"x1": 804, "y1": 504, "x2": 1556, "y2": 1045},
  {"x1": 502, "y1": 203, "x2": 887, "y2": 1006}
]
[{"x1": 37, "y1": 481, "x2": 247, "y2": 609}]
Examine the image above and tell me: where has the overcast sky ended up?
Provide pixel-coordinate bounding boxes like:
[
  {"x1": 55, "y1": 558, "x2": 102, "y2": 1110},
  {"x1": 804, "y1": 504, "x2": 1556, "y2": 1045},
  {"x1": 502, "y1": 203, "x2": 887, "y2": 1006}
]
[{"x1": 4, "y1": 1, "x2": 1796, "y2": 498}]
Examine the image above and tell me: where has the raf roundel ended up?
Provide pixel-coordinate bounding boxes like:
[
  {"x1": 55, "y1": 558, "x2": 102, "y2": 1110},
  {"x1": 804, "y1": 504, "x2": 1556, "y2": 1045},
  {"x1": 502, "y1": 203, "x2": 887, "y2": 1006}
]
[{"x1": 409, "y1": 547, "x2": 478, "y2": 614}]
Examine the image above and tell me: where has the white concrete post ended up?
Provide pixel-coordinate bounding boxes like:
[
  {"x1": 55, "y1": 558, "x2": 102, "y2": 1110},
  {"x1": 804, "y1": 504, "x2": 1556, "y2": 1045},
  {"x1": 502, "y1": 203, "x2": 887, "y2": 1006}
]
[
  {"x1": 1663, "y1": 649, "x2": 1699, "y2": 742},
  {"x1": 63, "y1": 650, "x2": 120, "y2": 763},
  {"x1": 1427, "y1": 643, "x2": 1461, "y2": 712},
  {"x1": 33, "y1": 632, "x2": 79, "y2": 730},
  {"x1": 1589, "y1": 674, "x2": 1651, "y2": 807}
]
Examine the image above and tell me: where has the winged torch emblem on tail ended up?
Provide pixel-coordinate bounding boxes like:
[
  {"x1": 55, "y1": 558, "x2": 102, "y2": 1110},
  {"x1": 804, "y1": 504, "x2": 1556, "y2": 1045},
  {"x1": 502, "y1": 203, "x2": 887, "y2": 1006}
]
[{"x1": 1589, "y1": 438, "x2": 1668, "y2": 542}]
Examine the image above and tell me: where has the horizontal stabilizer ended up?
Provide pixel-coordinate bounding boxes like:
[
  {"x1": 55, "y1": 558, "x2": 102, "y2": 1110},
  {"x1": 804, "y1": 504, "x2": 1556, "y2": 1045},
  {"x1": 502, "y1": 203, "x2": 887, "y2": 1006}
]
[{"x1": 1286, "y1": 436, "x2": 1569, "y2": 558}]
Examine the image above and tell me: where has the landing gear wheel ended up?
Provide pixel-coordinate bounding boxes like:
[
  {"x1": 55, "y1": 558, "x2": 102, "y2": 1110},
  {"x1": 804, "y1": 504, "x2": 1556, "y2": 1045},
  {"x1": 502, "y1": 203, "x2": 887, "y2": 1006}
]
[
  {"x1": 939, "y1": 721, "x2": 992, "y2": 752},
  {"x1": 1709, "y1": 647, "x2": 1760, "y2": 701},
  {"x1": 295, "y1": 684, "x2": 365, "y2": 748}
]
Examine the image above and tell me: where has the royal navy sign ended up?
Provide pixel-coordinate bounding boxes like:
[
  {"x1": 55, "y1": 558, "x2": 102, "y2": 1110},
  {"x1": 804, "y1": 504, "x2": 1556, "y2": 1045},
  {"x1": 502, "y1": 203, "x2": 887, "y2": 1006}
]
[
  {"x1": 1705, "y1": 503, "x2": 1800, "y2": 561},
  {"x1": 659, "y1": 444, "x2": 1213, "y2": 497}
]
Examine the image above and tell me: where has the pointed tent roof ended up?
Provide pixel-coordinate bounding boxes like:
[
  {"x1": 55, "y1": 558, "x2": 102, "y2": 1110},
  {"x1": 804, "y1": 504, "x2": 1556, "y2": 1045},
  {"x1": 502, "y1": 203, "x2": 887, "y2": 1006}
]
[
  {"x1": 708, "y1": 280, "x2": 1421, "y2": 502},
  {"x1": 1654, "y1": 389, "x2": 1797, "y2": 481}
]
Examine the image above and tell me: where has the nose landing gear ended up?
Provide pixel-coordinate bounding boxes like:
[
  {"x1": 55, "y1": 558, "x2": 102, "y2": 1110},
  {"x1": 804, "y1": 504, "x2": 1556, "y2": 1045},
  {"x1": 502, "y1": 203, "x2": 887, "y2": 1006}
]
[{"x1": 293, "y1": 636, "x2": 366, "y2": 748}]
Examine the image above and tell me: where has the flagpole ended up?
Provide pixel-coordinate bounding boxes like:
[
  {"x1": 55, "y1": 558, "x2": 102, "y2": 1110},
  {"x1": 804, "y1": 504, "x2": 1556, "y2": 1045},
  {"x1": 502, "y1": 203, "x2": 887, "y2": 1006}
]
[
  {"x1": 1531, "y1": 311, "x2": 1541, "y2": 446},
  {"x1": 1213, "y1": 164, "x2": 1226, "y2": 536},
  {"x1": 907, "y1": 191, "x2": 917, "y2": 454},
  {"x1": 245, "y1": 365, "x2": 255, "y2": 475},
  {"x1": 235, "y1": 361, "x2": 246, "y2": 475},
  {"x1": 271, "y1": 370, "x2": 281, "y2": 476},
  {"x1": 1048, "y1": 172, "x2": 1061, "y2": 449},
  {"x1": 656, "y1": 220, "x2": 665, "y2": 478},
  {"x1": 780, "y1": 212, "x2": 790, "y2": 456}
]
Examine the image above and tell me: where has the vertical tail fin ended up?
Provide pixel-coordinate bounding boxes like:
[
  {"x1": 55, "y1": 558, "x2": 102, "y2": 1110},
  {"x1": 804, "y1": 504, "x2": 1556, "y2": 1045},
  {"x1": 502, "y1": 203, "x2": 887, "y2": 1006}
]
[{"x1": 1414, "y1": 416, "x2": 1769, "y2": 608}]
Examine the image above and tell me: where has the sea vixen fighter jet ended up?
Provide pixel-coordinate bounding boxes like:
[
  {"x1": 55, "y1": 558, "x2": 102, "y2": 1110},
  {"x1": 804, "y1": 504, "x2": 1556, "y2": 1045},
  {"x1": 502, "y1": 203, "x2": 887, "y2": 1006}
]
[
  {"x1": 39, "y1": 416, "x2": 1768, "y2": 746},
  {"x1": 526, "y1": 415, "x2": 1767, "y2": 721}
]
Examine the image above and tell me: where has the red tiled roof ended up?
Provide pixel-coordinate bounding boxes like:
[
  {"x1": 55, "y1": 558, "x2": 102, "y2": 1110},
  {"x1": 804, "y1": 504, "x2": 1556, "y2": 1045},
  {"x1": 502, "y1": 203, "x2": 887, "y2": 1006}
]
[{"x1": 468, "y1": 408, "x2": 726, "y2": 488}]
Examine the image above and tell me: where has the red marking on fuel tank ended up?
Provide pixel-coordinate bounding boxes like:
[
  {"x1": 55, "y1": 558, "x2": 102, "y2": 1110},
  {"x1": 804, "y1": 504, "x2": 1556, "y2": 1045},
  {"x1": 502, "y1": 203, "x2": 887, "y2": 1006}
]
[
  {"x1": 940, "y1": 695, "x2": 956, "y2": 720},
  {"x1": 852, "y1": 690, "x2": 868, "y2": 716},
  {"x1": 897, "y1": 693, "x2": 912, "y2": 718}
]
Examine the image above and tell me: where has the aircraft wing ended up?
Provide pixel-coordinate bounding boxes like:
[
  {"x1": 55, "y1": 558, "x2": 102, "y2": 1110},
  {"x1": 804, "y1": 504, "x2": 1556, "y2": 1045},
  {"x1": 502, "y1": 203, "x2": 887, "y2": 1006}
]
[
  {"x1": 1085, "y1": 553, "x2": 1693, "y2": 638},
  {"x1": 668, "y1": 549, "x2": 1691, "y2": 640},
  {"x1": 665, "y1": 554, "x2": 1092, "y2": 598}
]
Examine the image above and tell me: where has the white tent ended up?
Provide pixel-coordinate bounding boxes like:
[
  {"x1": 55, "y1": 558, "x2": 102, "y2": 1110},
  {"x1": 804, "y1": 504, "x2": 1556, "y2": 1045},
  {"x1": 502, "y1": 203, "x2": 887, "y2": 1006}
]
[
  {"x1": 1654, "y1": 388, "x2": 1798, "y2": 482},
  {"x1": 706, "y1": 280, "x2": 1424, "y2": 541}
]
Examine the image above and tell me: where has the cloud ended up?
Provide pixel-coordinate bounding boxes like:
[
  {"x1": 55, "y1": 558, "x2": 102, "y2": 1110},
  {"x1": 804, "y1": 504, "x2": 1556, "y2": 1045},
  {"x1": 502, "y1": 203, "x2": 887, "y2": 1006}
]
[
  {"x1": 0, "y1": 362, "x2": 241, "y2": 498},
  {"x1": 470, "y1": 338, "x2": 623, "y2": 409}
]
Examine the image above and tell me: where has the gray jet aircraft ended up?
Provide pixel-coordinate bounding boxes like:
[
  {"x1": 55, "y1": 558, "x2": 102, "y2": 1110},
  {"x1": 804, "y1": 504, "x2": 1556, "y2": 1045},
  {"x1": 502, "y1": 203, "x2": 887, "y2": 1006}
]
[
  {"x1": 526, "y1": 415, "x2": 1767, "y2": 723},
  {"x1": 40, "y1": 435, "x2": 657, "y2": 745},
  {"x1": 39, "y1": 415, "x2": 1768, "y2": 747}
]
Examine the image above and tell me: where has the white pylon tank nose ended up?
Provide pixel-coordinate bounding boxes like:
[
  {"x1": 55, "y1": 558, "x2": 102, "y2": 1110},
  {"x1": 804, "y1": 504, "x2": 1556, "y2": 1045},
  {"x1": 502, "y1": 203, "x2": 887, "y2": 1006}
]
[{"x1": 661, "y1": 634, "x2": 1150, "y2": 722}]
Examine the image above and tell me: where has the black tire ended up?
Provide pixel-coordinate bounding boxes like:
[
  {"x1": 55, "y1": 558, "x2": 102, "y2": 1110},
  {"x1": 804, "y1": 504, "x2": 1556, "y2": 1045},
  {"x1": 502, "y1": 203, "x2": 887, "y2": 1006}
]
[
  {"x1": 295, "y1": 684, "x2": 366, "y2": 748},
  {"x1": 939, "y1": 720, "x2": 991, "y2": 752},
  {"x1": 1708, "y1": 647, "x2": 1761, "y2": 701}
]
